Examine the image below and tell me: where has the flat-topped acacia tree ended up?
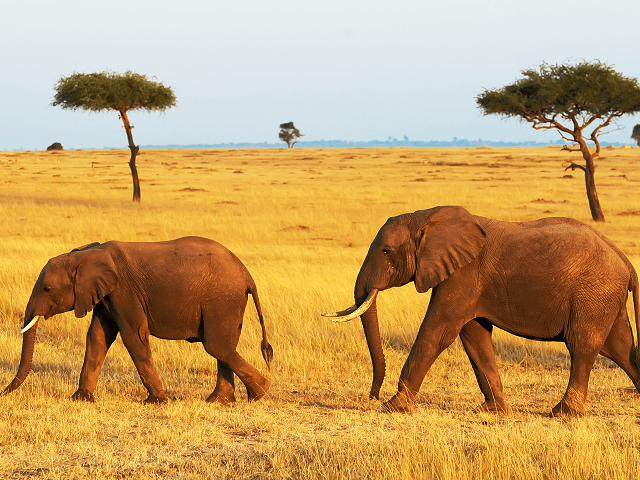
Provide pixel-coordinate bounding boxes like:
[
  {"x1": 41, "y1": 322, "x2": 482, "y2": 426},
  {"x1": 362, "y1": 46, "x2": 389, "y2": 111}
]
[
  {"x1": 52, "y1": 71, "x2": 176, "y2": 202},
  {"x1": 477, "y1": 61, "x2": 640, "y2": 222}
]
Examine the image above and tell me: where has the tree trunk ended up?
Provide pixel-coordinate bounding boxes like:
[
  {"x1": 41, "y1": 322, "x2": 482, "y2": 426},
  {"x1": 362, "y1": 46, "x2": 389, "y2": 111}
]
[
  {"x1": 128, "y1": 147, "x2": 141, "y2": 203},
  {"x1": 581, "y1": 146, "x2": 605, "y2": 222},
  {"x1": 119, "y1": 110, "x2": 141, "y2": 202}
]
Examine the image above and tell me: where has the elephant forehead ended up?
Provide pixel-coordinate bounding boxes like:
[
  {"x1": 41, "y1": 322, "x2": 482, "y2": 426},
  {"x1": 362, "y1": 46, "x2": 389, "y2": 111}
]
[
  {"x1": 375, "y1": 222, "x2": 410, "y2": 245},
  {"x1": 40, "y1": 257, "x2": 70, "y2": 280}
]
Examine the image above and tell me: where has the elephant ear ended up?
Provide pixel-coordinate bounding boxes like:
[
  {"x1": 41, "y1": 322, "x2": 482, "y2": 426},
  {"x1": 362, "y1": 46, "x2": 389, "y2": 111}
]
[
  {"x1": 414, "y1": 206, "x2": 486, "y2": 293},
  {"x1": 73, "y1": 249, "x2": 119, "y2": 318}
]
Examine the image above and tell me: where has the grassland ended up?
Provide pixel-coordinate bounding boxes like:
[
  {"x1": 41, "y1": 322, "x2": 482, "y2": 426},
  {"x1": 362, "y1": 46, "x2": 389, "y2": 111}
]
[{"x1": 0, "y1": 146, "x2": 639, "y2": 479}]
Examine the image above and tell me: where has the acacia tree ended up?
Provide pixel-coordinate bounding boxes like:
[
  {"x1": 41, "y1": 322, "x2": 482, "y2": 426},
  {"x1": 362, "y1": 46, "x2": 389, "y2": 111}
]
[
  {"x1": 632, "y1": 125, "x2": 640, "y2": 147},
  {"x1": 477, "y1": 61, "x2": 640, "y2": 222},
  {"x1": 52, "y1": 71, "x2": 176, "y2": 202},
  {"x1": 279, "y1": 122, "x2": 303, "y2": 148}
]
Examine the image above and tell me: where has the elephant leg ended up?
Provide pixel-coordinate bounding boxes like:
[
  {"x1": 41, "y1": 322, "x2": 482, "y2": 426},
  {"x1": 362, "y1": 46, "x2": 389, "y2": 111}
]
[
  {"x1": 203, "y1": 342, "x2": 270, "y2": 402},
  {"x1": 121, "y1": 333, "x2": 168, "y2": 404},
  {"x1": 205, "y1": 311, "x2": 240, "y2": 405},
  {"x1": 206, "y1": 360, "x2": 236, "y2": 405},
  {"x1": 226, "y1": 352, "x2": 270, "y2": 402},
  {"x1": 599, "y1": 307, "x2": 640, "y2": 393},
  {"x1": 459, "y1": 318, "x2": 507, "y2": 413},
  {"x1": 115, "y1": 304, "x2": 167, "y2": 404},
  {"x1": 384, "y1": 300, "x2": 466, "y2": 413},
  {"x1": 553, "y1": 298, "x2": 624, "y2": 417},
  {"x1": 552, "y1": 348, "x2": 600, "y2": 417},
  {"x1": 73, "y1": 304, "x2": 119, "y2": 402},
  {"x1": 202, "y1": 304, "x2": 270, "y2": 402}
]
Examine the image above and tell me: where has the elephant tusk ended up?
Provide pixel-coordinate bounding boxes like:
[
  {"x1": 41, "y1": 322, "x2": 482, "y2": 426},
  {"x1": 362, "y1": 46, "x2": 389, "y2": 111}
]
[
  {"x1": 322, "y1": 289, "x2": 378, "y2": 323},
  {"x1": 321, "y1": 303, "x2": 360, "y2": 318},
  {"x1": 20, "y1": 316, "x2": 41, "y2": 334}
]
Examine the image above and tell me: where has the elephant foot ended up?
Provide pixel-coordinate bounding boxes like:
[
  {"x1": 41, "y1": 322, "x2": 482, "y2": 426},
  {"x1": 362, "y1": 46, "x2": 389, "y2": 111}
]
[
  {"x1": 382, "y1": 392, "x2": 416, "y2": 414},
  {"x1": 551, "y1": 388, "x2": 586, "y2": 417},
  {"x1": 476, "y1": 401, "x2": 509, "y2": 414},
  {"x1": 551, "y1": 400, "x2": 584, "y2": 417},
  {"x1": 71, "y1": 389, "x2": 96, "y2": 403},
  {"x1": 206, "y1": 391, "x2": 236, "y2": 405},
  {"x1": 247, "y1": 378, "x2": 271, "y2": 402},
  {"x1": 143, "y1": 394, "x2": 168, "y2": 405}
]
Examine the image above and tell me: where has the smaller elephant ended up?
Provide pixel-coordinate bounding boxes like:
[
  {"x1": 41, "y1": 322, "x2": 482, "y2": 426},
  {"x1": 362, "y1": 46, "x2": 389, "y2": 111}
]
[
  {"x1": 2, "y1": 237, "x2": 273, "y2": 404},
  {"x1": 324, "y1": 206, "x2": 640, "y2": 416}
]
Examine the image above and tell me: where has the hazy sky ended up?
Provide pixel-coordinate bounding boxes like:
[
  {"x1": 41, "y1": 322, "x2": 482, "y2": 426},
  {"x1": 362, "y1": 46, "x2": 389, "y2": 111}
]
[{"x1": 2, "y1": 0, "x2": 639, "y2": 150}]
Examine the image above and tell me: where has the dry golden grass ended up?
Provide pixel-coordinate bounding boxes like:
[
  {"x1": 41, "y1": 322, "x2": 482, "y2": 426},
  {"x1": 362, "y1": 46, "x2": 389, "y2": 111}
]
[{"x1": 0, "y1": 146, "x2": 639, "y2": 479}]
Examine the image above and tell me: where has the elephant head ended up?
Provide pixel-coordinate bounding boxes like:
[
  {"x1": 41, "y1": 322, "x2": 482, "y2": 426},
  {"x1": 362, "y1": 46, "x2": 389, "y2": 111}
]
[
  {"x1": 1, "y1": 243, "x2": 118, "y2": 396},
  {"x1": 323, "y1": 206, "x2": 486, "y2": 399}
]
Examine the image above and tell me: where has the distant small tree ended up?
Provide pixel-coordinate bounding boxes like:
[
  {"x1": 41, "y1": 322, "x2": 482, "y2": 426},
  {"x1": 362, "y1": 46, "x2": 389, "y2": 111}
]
[
  {"x1": 52, "y1": 71, "x2": 176, "y2": 202},
  {"x1": 477, "y1": 61, "x2": 640, "y2": 222},
  {"x1": 632, "y1": 125, "x2": 640, "y2": 147},
  {"x1": 279, "y1": 122, "x2": 303, "y2": 148}
]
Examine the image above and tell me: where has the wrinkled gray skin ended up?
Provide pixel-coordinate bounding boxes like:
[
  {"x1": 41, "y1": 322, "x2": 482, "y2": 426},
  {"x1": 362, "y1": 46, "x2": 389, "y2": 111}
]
[
  {"x1": 2, "y1": 237, "x2": 273, "y2": 404},
  {"x1": 341, "y1": 206, "x2": 640, "y2": 416}
]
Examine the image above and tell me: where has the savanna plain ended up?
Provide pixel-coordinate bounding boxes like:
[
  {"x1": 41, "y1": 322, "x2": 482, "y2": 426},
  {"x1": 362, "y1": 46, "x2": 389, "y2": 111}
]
[{"x1": 0, "y1": 146, "x2": 639, "y2": 479}]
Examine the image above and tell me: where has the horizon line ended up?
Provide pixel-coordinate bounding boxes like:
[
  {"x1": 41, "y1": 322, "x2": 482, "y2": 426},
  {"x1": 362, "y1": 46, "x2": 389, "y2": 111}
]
[{"x1": 4, "y1": 138, "x2": 637, "y2": 152}]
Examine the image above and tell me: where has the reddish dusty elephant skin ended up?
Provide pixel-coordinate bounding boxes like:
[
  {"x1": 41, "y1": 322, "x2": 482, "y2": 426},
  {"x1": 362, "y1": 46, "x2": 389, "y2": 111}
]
[
  {"x1": 325, "y1": 206, "x2": 640, "y2": 416},
  {"x1": 2, "y1": 236, "x2": 273, "y2": 404}
]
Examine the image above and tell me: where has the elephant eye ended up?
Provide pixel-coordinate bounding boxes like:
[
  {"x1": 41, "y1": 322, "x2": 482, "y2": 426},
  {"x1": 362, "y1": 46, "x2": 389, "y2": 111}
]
[
  {"x1": 382, "y1": 249, "x2": 390, "y2": 255},
  {"x1": 43, "y1": 286, "x2": 51, "y2": 293}
]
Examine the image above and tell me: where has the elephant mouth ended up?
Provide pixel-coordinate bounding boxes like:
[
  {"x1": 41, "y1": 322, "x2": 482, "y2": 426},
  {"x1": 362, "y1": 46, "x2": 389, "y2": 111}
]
[{"x1": 322, "y1": 289, "x2": 379, "y2": 323}]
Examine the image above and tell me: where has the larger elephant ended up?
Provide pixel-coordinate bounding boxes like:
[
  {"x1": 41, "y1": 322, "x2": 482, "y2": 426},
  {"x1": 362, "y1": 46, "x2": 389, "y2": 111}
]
[
  {"x1": 324, "y1": 206, "x2": 640, "y2": 416},
  {"x1": 2, "y1": 236, "x2": 273, "y2": 404}
]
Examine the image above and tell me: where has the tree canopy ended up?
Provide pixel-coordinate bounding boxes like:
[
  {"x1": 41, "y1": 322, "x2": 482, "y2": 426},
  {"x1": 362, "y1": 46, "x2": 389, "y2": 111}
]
[
  {"x1": 279, "y1": 122, "x2": 303, "y2": 148},
  {"x1": 52, "y1": 71, "x2": 176, "y2": 114},
  {"x1": 477, "y1": 61, "x2": 640, "y2": 222},
  {"x1": 52, "y1": 71, "x2": 176, "y2": 202}
]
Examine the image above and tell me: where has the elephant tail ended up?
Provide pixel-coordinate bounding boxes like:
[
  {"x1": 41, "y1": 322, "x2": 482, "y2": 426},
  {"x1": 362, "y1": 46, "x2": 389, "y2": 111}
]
[{"x1": 248, "y1": 281, "x2": 273, "y2": 369}]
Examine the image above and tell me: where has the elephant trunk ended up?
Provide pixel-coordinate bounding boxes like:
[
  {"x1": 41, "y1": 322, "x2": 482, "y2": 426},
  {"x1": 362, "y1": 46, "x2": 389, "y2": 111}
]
[
  {"x1": 1, "y1": 317, "x2": 39, "y2": 396},
  {"x1": 359, "y1": 297, "x2": 386, "y2": 400},
  {"x1": 353, "y1": 265, "x2": 387, "y2": 399}
]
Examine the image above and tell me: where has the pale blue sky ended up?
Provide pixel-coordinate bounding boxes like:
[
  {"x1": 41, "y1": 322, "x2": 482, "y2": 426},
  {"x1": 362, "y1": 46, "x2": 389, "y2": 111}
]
[{"x1": 2, "y1": 0, "x2": 639, "y2": 150}]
